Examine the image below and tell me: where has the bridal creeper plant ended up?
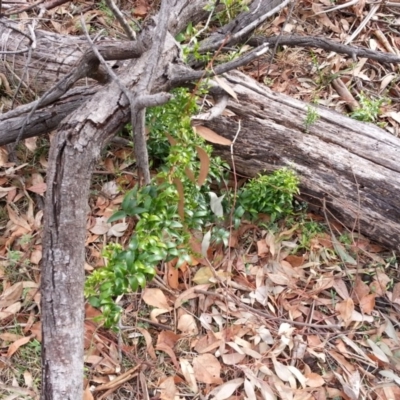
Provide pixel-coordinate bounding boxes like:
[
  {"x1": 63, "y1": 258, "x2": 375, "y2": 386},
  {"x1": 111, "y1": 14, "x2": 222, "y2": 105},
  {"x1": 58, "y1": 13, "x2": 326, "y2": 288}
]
[{"x1": 85, "y1": 87, "x2": 300, "y2": 327}]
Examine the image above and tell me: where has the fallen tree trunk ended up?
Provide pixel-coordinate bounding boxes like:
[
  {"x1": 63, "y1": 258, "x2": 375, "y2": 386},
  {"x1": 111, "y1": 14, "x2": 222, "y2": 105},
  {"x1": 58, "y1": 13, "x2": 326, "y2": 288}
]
[
  {"x1": 1, "y1": 5, "x2": 399, "y2": 254},
  {"x1": 202, "y1": 71, "x2": 400, "y2": 250},
  {"x1": 3, "y1": 68, "x2": 400, "y2": 250},
  {"x1": 0, "y1": 86, "x2": 95, "y2": 145}
]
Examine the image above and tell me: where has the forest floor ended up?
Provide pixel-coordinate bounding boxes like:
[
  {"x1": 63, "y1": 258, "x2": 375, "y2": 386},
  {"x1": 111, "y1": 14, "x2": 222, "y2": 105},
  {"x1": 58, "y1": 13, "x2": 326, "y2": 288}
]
[{"x1": 0, "y1": 0, "x2": 400, "y2": 399}]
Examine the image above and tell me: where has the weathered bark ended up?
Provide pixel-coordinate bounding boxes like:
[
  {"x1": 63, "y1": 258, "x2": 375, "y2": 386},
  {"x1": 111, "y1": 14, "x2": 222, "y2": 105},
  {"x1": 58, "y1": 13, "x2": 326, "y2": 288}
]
[
  {"x1": 0, "y1": 86, "x2": 95, "y2": 146},
  {"x1": 0, "y1": 8, "x2": 209, "y2": 100},
  {"x1": 203, "y1": 71, "x2": 400, "y2": 250},
  {"x1": 39, "y1": 0, "x2": 208, "y2": 396}
]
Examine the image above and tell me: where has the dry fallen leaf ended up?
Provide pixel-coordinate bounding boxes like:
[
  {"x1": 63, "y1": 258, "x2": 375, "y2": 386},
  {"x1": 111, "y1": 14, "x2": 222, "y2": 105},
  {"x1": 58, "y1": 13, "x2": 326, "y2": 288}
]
[
  {"x1": 83, "y1": 386, "x2": 94, "y2": 400},
  {"x1": 208, "y1": 378, "x2": 244, "y2": 400},
  {"x1": 305, "y1": 372, "x2": 325, "y2": 388},
  {"x1": 137, "y1": 327, "x2": 156, "y2": 360},
  {"x1": 89, "y1": 217, "x2": 110, "y2": 235},
  {"x1": 177, "y1": 313, "x2": 198, "y2": 335},
  {"x1": 359, "y1": 293, "x2": 376, "y2": 315},
  {"x1": 335, "y1": 298, "x2": 354, "y2": 327},
  {"x1": 193, "y1": 125, "x2": 232, "y2": 145},
  {"x1": 159, "y1": 376, "x2": 176, "y2": 400},
  {"x1": 180, "y1": 358, "x2": 198, "y2": 393},
  {"x1": 193, "y1": 353, "x2": 223, "y2": 384},
  {"x1": 196, "y1": 146, "x2": 210, "y2": 186},
  {"x1": 7, "y1": 335, "x2": 33, "y2": 358},
  {"x1": 142, "y1": 288, "x2": 171, "y2": 310},
  {"x1": 157, "y1": 330, "x2": 181, "y2": 348},
  {"x1": 174, "y1": 284, "x2": 209, "y2": 308},
  {"x1": 214, "y1": 76, "x2": 238, "y2": 100}
]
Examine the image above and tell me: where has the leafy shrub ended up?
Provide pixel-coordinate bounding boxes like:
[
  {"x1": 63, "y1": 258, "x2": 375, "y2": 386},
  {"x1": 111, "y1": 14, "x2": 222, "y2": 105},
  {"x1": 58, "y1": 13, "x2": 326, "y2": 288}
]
[
  {"x1": 85, "y1": 183, "x2": 190, "y2": 326},
  {"x1": 350, "y1": 93, "x2": 387, "y2": 123},
  {"x1": 238, "y1": 168, "x2": 300, "y2": 221},
  {"x1": 85, "y1": 88, "x2": 301, "y2": 327}
]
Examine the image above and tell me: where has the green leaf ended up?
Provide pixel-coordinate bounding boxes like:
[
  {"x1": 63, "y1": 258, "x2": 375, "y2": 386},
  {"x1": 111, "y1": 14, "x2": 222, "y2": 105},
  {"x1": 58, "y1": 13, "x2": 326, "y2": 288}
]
[
  {"x1": 135, "y1": 272, "x2": 147, "y2": 288},
  {"x1": 128, "y1": 236, "x2": 139, "y2": 251},
  {"x1": 332, "y1": 236, "x2": 357, "y2": 265},
  {"x1": 128, "y1": 276, "x2": 139, "y2": 292},
  {"x1": 146, "y1": 253, "x2": 165, "y2": 263},
  {"x1": 114, "y1": 263, "x2": 127, "y2": 279},
  {"x1": 88, "y1": 296, "x2": 101, "y2": 308},
  {"x1": 125, "y1": 206, "x2": 148, "y2": 216},
  {"x1": 108, "y1": 211, "x2": 127, "y2": 223},
  {"x1": 175, "y1": 32, "x2": 185, "y2": 42},
  {"x1": 114, "y1": 278, "x2": 125, "y2": 295},
  {"x1": 168, "y1": 220, "x2": 183, "y2": 229},
  {"x1": 122, "y1": 250, "x2": 136, "y2": 266},
  {"x1": 147, "y1": 215, "x2": 161, "y2": 222},
  {"x1": 99, "y1": 291, "x2": 112, "y2": 301},
  {"x1": 143, "y1": 266, "x2": 156, "y2": 276},
  {"x1": 100, "y1": 282, "x2": 113, "y2": 292},
  {"x1": 122, "y1": 189, "x2": 137, "y2": 210}
]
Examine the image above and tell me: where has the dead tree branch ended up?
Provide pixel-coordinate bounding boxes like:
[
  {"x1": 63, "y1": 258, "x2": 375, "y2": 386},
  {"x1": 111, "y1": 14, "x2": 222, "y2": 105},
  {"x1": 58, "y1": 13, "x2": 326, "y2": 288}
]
[{"x1": 249, "y1": 34, "x2": 400, "y2": 64}]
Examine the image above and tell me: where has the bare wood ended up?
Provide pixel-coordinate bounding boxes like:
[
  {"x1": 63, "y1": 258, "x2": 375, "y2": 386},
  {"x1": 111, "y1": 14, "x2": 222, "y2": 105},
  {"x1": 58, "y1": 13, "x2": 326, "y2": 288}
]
[{"x1": 249, "y1": 34, "x2": 400, "y2": 64}]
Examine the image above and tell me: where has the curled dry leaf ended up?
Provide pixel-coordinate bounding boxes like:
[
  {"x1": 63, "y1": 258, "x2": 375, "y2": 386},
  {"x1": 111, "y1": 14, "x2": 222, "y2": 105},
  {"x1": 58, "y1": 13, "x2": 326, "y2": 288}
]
[
  {"x1": 244, "y1": 378, "x2": 256, "y2": 400},
  {"x1": 0, "y1": 301, "x2": 22, "y2": 321},
  {"x1": 359, "y1": 293, "x2": 376, "y2": 314},
  {"x1": 156, "y1": 330, "x2": 181, "y2": 348},
  {"x1": 201, "y1": 230, "x2": 211, "y2": 259},
  {"x1": 107, "y1": 222, "x2": 128, "y2": 237},
  {"x1": 157, "y1": 343, "x2": 180, "y2": 369},
  {"x1": 0, "y1": 282, "x2": 23, "y2": 307},
  {"x1": 166, "y1": 262, "x2": 179, "y2": 289},
  {"x1": 367, "y1": 339, "x2": 390, "y2": 363},
  {"x1": 27, "y1": 182, "x2": 47, "y2": 195},
  {"x1": 150, "y1": 308, "x2": 170, "y2": 323},
  {"x1": 137, "y1": 327, "x2": 156, "y2": 360},
  {"x1": 83, "y1": 386, "x2": 94, "y2": 400},
  {"x1": 89, "y1": 217, "x2": 110, "y2": 235},
  {"x1": 272, "y1": 357, "x2": 296, "y2": 389},
  {"x1": 221, "y1": 352, "x2": 246, "y2": 365},
  {"x1": 257, "y1": 239, "x2": 269, "y2": 257}
]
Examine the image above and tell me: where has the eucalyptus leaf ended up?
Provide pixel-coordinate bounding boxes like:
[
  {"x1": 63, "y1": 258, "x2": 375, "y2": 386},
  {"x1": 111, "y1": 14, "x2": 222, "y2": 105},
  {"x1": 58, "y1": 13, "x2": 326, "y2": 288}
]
[
  {"x1": 209, "y1": 192, "x2": 225, "y2": 218},
  {"x1": 202, "y1": 230, "x2": 212, "y2": 258}
]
